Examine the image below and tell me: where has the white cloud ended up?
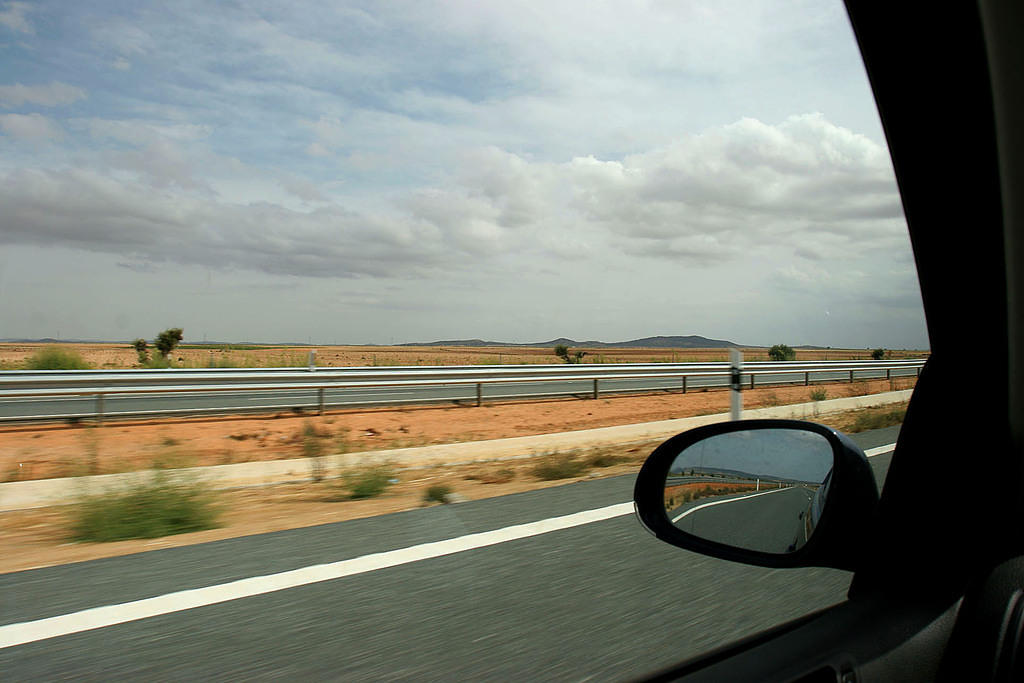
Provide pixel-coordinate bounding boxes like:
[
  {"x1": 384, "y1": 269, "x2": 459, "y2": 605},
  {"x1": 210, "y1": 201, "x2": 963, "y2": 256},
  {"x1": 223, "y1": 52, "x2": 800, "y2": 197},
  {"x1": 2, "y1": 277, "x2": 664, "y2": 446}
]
[
  {"x1": 0, "y1": 81, "x2": 86, "y2": 107},
  {"x1": 0, "y1": 1, "x2": 32, "y2": 34},
  {"x1": 112, "y1": 57, "x2": 132, "y2": 71},
  {"x1": 0, "y1": 113, "x2": 63, "y2": 140}
]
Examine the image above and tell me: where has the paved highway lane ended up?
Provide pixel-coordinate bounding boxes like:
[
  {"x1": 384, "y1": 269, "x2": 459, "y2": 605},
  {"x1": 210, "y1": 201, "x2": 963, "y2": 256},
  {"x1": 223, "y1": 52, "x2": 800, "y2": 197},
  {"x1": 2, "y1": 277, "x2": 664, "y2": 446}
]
[
  {"x1": 0, "y1": 368, "x2": 919, "y2": 421},
  {"x1": 671, "y1": 486, "x2": 815, "y2": 553},
  {"x1": 0, "y1": 427, "x2": 899, "y2": 680}
]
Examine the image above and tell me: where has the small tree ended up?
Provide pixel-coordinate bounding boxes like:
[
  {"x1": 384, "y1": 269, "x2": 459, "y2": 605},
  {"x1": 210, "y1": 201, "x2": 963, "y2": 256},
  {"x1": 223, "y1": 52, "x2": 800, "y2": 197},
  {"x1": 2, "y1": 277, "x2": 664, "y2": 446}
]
[
  {"x1": 132, "y1": 338, "x2": 150, "y2": 364},
  {"x1": 871, "y1": 348, "x2": 886, "y2": 360},
  {"x1": 554, "y1": 345, "x2": 586, "y2": 364},
  {"x1": 768, "y1": 344, "x2": 796, "y2": 361},
  {"x1": 155, "y1": 328, "x2": 184, "y2": 358}
]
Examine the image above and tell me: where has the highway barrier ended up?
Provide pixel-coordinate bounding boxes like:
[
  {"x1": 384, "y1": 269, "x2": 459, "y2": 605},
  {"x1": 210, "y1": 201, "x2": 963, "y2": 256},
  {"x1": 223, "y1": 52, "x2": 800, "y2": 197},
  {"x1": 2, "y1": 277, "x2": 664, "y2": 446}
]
[{"x1": 0, "y1": 360, "x2": 924, "y2": 424}]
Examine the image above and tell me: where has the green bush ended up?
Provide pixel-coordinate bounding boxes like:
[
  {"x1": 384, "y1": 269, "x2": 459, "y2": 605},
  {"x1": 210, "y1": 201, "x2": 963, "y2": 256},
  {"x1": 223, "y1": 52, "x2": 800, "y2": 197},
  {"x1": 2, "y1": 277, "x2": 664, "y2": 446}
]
[
  {"x1": 531, "y1": 453, "x2": 588, "y2": 480},
  {"x1": 554, "y1": 345, "x2": 586, "y2": 364},
  {"x1": 143, "y1": 354, "x2": 175, "y2": 369},
  {"x1": 424, "y1": 484, "x2": 452, "y2": 503},
  {"x1": 871, "y1": 348, "x2": 887, "y2": 360},
  {"x1": 768, "y1": 344, "x2": 796, "y2": 361},
  {"x1": 69, "y1": 471, "x2": 220, "y2": 542},
  {"x1": 26, "y1": 346, "x2": 92, "y2": 370},
  {"x1": 810, "y1": 388, "x2": 828, "y2": 401},
  {"x1": 342, "y1": 464, "x2": 394, "y2": 499}
]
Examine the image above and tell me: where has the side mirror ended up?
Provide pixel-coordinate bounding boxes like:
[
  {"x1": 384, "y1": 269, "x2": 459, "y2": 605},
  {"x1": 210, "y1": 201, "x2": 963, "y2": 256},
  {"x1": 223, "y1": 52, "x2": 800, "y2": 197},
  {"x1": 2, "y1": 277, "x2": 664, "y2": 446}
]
[{"x1": 633, "y1": 420, "x2": 879, "y2": 571}]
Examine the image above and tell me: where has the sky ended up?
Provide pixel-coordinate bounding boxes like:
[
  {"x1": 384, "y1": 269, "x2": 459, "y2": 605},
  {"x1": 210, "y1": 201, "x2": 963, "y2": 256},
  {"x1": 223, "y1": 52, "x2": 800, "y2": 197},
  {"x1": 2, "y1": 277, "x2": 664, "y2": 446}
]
[{"x1": 0, "y1": 0, "x2": 928, "y2": 348}]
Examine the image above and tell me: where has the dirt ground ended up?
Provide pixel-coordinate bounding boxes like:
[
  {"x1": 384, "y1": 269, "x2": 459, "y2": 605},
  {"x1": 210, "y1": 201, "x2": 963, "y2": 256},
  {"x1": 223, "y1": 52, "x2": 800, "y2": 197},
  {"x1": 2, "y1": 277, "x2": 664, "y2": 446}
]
[
  {"x1": 0, "y1": 342, "x2": 928, "y2": 370},
  {"x1": 0, "y1": 379, "x2": 913, "y2": 575}
]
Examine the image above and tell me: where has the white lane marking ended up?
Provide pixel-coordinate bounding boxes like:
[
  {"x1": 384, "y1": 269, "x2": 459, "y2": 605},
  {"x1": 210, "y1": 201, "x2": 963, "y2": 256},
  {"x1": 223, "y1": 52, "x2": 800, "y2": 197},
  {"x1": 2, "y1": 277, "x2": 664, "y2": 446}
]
[
  {"x1": 668, "y1": 442, "x2": 896, "y2": 524},
  {"x1": 0, "y1": 502, "x2": 633, "y2": 650},
  {"x1": 671, "y1": 487, "x2": 793, "y2": 523},
  {"x1": 865, "y1": 443, "x2": 895, "y2": 457}
]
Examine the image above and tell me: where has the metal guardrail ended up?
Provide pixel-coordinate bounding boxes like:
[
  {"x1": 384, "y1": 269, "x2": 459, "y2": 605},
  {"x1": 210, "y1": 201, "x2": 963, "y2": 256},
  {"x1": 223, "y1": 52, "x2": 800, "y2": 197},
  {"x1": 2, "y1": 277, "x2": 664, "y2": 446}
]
[{"x1": 0, "y1": 360, "x2": 925, "y2": 423}]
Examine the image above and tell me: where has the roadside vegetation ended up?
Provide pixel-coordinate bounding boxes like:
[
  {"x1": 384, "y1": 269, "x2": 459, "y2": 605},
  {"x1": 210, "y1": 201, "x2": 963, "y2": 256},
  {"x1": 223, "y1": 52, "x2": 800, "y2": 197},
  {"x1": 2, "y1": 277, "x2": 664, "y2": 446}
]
[
  {"x1": 768, "y1": 344, "x2": 796, "y2": 361},
  {"x1": 850, "y1": 407, "x2": 907, "y2": 432},
  {"x1": 553, "y1": 344, "x2": 587, "y2": 364},
  {"x1": 68, "y1": 470, "x2": 220, "y2": 542},
  {"x1": 340, "y1": 462, "x2": 395, "y2": 499},
  {"x1": 423, "y1": 484, "x2": 452, "y2": 503},
  {"x1": 531, "y1": 452, "x2": 589, "y2": 480},
  {"x1": 26, "y1": 346, "x2": 92, "y2": 370}
]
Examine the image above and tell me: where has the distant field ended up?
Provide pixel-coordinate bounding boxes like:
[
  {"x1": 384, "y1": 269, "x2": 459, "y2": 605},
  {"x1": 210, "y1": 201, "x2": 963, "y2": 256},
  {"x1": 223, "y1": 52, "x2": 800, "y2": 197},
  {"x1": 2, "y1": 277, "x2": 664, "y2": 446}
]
[{"x1": 0, "y1": 343, "x2": 929, "y2": 370}]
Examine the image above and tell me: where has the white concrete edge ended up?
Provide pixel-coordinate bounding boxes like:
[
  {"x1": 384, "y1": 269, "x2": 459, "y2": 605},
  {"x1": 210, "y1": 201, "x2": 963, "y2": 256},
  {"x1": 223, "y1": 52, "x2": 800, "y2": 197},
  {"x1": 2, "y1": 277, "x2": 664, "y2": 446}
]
[{"x1": 0, "y1": 390, "x2": 912, "y2": 511}]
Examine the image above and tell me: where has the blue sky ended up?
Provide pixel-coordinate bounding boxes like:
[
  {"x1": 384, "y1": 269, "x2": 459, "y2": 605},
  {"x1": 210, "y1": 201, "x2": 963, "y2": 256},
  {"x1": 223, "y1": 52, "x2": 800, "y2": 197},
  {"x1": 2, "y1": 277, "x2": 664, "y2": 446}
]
[{"x1": 0, "y1": 1, "x2": 927, "y2": 348}]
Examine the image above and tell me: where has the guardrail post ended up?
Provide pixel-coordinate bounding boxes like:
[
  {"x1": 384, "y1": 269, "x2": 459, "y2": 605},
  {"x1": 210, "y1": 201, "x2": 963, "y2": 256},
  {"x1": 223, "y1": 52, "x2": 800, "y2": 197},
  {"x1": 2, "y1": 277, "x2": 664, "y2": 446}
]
[
  {"x1": 804, "y1": 372, "x2": 810, "y2": 386},
  {"x1": 916, "y1": 366, "x2": 920, "y2": 378},
  {"x1": 681, "y1": 376, "x2": 687, "y2": 394},
  {"x1": 476, "y1": 383, "x2": 482, "y2": 407},
  {"x1": 849, "y1": 370, "x2": 854, "y2": 383},
  {"x1": 96, "y1": 393, "x2": 104, "y2": 425},
  {"x1": 749, "y1": 374, "x2": 755, "y2": 390},
  {"x1": 308, "y1": 349, "x2": 316, "y2": 372},
  {"x1": 593, "y1": 378, "x2": 599, "y2": 399},
  {"x1": 730, "y1": 348, "x2": 742, "y2": 420},
  {"x1": 886, "y1": 368, "x2": 891, "y2": 380},
  {"x1": 318, "y1": 387, "x2": 325, "y2": 415}
]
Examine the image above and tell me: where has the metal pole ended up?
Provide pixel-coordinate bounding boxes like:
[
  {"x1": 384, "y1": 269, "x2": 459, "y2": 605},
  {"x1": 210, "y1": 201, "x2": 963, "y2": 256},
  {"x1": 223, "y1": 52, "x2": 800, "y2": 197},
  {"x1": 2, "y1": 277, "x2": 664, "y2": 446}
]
[
  {"x1": 886, "y1": 368, "x2": 891, "y2": 380},
  {"x1": 750, "y1": 374, "x2": 755, "y2": 390},
  {"x1": 308, "y1": 349, "x2": 316, "y2": 371},
  {"x1": 96, "y1": 393, "x2": 104, "y2": 425},
  {"x1": 476, "y1": 383, "x2": 482, "y2": 407},
  {"x1": 730, "y1": 348, "x2": 742, "y2": 421},
  {"x1": 804, "y1": 371, "x2": 810, "y2": 386},
  {"x1": 318, "y1": 387, "x2": 325, "y2": 415},
  {"x1": 849, "y1": 369, "x2": 854, "y2": 383},
  {"x1": 682, "y1": 376, "x2": 687, "y2": 394},
  {"x1": 592, "y1": 378, "x2": 599, "y2": 399}
]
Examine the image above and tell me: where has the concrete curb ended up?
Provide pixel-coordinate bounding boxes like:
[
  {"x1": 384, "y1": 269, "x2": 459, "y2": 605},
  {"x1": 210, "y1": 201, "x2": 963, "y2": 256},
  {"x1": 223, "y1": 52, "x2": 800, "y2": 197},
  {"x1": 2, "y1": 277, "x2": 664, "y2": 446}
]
[{"x1": 0, "y1": 390, "x2": 911, "y2": 511}]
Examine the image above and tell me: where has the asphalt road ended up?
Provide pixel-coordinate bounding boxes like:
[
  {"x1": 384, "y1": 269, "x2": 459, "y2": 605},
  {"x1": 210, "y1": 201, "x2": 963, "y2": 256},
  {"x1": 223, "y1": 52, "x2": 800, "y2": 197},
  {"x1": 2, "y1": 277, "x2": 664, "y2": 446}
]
[
  {"x1": 0, "y1": 426, "x2": 899, "y2": 680},
  {"x1": 0, "y1": 368, "x2": 918, "y2": 421},
  {"x1": 671, "y1": 486, "x2": 815, "y2": 554}
]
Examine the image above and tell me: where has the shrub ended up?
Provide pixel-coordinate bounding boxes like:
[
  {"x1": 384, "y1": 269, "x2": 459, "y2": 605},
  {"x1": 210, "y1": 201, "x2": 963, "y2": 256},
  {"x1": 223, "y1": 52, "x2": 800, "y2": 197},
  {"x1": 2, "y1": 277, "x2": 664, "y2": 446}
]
[
  {"x1": 531, "y1": 453, "x2": 588, "y2": 480},
  {"x1": 26, "y1": 346, "x2": 91, "y2": 370},
  {"x1": 585, "y1": 451, "x2": 625, "y2": 468},
  {"x1": 144, "y1": 354, "x2": 175, "y2": 369},
  {"x1": 851, "y1": 408, "x2": 906, "y2": 432},
  {"x1": 768, "y1": 344, "x2": 796, "y2": 361},
  {"x1": 424, "y1": 484, "x2": 452, "y2": 503},
  {"x1": 342, "y1": 463, "x2": 394, "y2": 499},
  {"x1": 69, "y1": 470, "x2": 220, "y2": 542},
  {"x1": 554, "y1": 344, "x2": 586, "y2": 364},
  {"x1": 132, "y1": 338, "x2": 149, "y2": 364},
  {"x1": 810, "y1": 388, "x2": 828, "y2": 401},
  {"x1": 871, "y1": 348, "x2": 887, "y2": 360},
  {"x1": 303, "y1": 420, "x2": 326, "y2": 482}
]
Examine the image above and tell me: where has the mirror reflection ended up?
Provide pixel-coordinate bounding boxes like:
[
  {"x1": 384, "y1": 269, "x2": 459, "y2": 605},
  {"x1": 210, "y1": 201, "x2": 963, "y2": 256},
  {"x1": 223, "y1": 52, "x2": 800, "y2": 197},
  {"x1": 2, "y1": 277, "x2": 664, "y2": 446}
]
[{"x1": 663, "y1": 428, "x2": 834, "y2": 554}]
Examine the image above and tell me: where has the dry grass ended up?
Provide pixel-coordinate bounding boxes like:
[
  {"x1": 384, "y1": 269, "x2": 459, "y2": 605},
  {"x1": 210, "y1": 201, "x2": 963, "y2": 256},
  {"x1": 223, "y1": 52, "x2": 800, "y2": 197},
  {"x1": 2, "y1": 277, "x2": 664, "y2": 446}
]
[{"x1": 0, "y1": 342, "x2": 929, "y2": 370}]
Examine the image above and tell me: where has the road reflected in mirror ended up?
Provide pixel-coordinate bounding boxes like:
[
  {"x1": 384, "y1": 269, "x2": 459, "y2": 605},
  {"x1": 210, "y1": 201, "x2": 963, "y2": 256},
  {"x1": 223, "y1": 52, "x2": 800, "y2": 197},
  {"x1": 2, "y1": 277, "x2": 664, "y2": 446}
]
[{"x1": 664, "y1": 429, "x2": 834, "y2": 554}]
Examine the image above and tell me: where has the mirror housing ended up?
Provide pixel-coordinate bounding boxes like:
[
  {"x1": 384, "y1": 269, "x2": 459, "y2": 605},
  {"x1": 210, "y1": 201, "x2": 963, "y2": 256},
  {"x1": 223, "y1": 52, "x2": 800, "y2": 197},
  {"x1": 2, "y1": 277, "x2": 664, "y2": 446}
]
[{"x1": 633, "y1": 419, "x2": 879, "y2": 571}]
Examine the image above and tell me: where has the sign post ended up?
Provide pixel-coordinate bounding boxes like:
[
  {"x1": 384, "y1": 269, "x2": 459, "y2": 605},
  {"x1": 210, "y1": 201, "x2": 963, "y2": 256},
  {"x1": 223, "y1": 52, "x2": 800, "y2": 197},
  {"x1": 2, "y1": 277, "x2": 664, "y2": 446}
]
[{"x1": 730, "y1": 348, "x2": 743, "y2": 421}]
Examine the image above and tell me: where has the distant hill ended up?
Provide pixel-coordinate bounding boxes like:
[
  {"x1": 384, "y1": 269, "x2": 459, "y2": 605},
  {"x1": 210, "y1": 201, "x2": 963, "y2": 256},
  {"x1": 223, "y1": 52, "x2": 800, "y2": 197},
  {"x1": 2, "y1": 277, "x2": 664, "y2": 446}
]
[{"x1": 401, "y1": 335, "x2": 745, "y2": 348}]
